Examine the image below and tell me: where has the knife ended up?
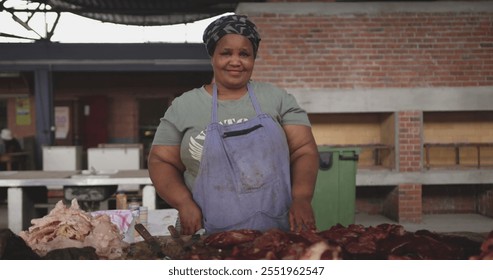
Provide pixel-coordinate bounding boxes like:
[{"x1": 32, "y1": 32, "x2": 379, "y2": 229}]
[
  {"x1": 168, "y1": 225, "x2": 187, "y2": 248},
  {"x1": 183, "y1": 228, "x2": 205, "y2": 250},
  {"x1": 135, "y1": 223, "x2": 171, "y2": 259},
  {"x1": 168, "y1": 226, "x2": 204, "y2": 251}
]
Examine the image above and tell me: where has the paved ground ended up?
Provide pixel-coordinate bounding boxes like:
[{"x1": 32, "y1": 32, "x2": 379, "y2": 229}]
[{"x1": 1, "y1": 200, "x2": 492, "y2": 234}]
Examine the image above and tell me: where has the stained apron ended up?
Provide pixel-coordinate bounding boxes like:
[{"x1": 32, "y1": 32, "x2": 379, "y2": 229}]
[{"x1": 192, "y1": 83, "x2": 292, "y2": 234}]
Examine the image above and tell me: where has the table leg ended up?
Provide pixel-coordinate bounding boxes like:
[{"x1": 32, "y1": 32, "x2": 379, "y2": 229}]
[
  {"x1": 142, "y1": 185, "x2": 156, "y2": 210},
  {"x1": 7, "y1": 187, "x2": 47, "y2": 233},
  {"x1": 7, "y1": 188, "x2": 24, "y2": 234}
]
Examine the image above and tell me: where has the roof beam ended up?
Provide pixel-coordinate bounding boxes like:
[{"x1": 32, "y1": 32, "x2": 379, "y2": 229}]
[{"x1": 0, "y1": 42, "x2": 212, "y2": 71}]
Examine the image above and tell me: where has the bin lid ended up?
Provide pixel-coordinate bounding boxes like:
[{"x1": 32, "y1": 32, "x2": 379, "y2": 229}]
[{"x1": 317, "y1": 145, "x2": 361, "y2": 154}]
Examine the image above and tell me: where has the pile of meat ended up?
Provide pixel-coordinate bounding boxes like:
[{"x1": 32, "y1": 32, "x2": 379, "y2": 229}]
[
  {"x1": 470, "y1": 231, "x2": 493, "y2": 260},
  {"x1": 19, "y1": 199, "x2": 128, "y2": 259},
  {"x1": 196, "y1": 228, "x2": 342, "y2": 260},
  {"x1": 167, "y1": 224, "x2": 485, "y2": 260}
]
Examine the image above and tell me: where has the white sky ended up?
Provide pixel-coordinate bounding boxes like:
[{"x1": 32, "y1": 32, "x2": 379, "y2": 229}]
[{"x1": 0, "y1": 0, "x2": 229, "y2": 43}]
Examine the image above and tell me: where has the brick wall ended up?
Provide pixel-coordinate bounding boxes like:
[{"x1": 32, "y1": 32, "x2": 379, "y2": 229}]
[
  {"x1": 250, "y1": 4, "x2": 493, "y2": 89},
  {"x1": 397, "y1": 184, "x2": 423, "y2": 223},
  {"x1": 108, "y1": 95, "x2": 138, "y2": 143},
  {"x1": 0, "y1": 77, "x2": 36, "y2": 139},
  {"x1": 422, "y1": 185, "x2": 478, "y2": 214},
  {"x1": 52, "y1": 72, "x2": 209, "y2": 144},
  {"x1": 478, "y1": 186, "x2": 493, "y2": 217},
  {"x1": 0, "y1": 72, "x2": 211, "y2": 149},
  {"x1": 398, "y1": 111, "x2": 422, "y2": 172},
  {"x1": 356, "y1": 186, "x2": 392, "y2": 215}
]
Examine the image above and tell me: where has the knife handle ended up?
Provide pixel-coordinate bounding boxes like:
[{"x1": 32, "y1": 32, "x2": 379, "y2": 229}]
[
  {"x1": 168, "y1": 225, "x2": 180, "y2": 238},
  {"x1": 135, "y1": 223, "x2": 153, "y2": 241}
]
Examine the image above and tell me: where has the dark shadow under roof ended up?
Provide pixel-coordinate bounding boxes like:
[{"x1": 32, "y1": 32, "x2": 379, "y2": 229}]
[{"x1": 0, "y1": 42, "x2": 212, "y2": 72}]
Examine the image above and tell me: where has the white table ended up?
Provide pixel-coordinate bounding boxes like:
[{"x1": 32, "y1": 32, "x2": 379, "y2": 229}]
[{"x1": 0, "y1": 170, "x2": 154, "y2": 233}]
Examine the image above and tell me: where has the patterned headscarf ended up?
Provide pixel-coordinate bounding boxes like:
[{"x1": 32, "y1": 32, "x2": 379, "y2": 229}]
[{"x1": 203, "y1": 14, "x2": 261, "y2": 58}]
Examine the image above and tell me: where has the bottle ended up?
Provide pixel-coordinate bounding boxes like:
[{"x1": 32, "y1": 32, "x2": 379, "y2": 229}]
[
  {"x1": 116, "y1": 192, "x2": 127, "y2": 210},
  {"x1": 128, "y1": 199, "x2": 140, "y2": 210},
  {"x1": 139, "y1": 206, "x2": 148, "y2": 228},
  {"x1": 128, "y1": 199, "x2": 141, "y2": 240}
]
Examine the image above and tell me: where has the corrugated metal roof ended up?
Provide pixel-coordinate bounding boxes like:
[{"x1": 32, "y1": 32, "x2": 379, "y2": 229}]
[
  {"x1": 31, "y1": 0, "x2": 263, "y2": 25},
  {"x1": 1, "y1": 0, "x2": 266, "y2": 41}
]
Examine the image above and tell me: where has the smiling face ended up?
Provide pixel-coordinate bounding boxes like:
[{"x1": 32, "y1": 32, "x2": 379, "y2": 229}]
[{"x1": 211, "y1": 34, "x2": 255, "y2": 91}]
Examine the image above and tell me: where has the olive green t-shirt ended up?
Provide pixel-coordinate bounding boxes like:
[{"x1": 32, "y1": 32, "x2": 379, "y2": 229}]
[{"x1": 152, "y1": 81, "x2": 311, "y2": 191}]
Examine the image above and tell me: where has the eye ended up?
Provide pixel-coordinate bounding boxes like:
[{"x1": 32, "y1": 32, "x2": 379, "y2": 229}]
[
  {"x1": 240, "y1": 51, "x2": 251, "y2": 57},
  {"x1": 219, "y1": 50, "x2": 232, "y2": 56}
]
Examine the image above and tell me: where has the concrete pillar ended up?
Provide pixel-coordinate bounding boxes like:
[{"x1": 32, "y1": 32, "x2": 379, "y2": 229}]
[{"x1": 34, "y1": 69, "x2": 54, "y2": 168}]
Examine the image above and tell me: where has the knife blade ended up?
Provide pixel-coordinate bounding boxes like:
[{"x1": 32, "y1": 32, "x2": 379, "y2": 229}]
[
  {"x1": 168, "y1": 225, "x2": 204, "y2": 251},
  {"x1": 135, "y1": 223, "x2": 170, "y2": 259},
  {"x1": 182, "y1": 230, "x2": 204, "y2": 250}
]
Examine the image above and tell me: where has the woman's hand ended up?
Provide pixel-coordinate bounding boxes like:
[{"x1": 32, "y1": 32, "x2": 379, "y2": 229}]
[
  {"x1": 289, "y1": 197, "x2": 316, "y2": 232},
  {"x1": 177, "y1": 200, "x2": 203, "y2": 235},
  {"x1": 283, "y1": 124, "x2": 319, "y2": 232},
  {"x1": 149, "y1": 145, "x2": 203, "y2": 235}
]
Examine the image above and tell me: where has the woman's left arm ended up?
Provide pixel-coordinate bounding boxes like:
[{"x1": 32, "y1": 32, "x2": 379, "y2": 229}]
[{"x1": 283, "y1": 124, "x2": 319, "y2": 232}]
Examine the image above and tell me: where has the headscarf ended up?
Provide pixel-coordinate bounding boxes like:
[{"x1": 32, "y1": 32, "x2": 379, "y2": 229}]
[{"x1": 203, "y1": 14, "x2": 261, "y2": 58}]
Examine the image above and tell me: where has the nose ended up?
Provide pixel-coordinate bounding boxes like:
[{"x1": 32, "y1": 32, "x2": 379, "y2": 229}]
[{"x1": 229, "y1": 54, "x2": 241, "y2": 65}]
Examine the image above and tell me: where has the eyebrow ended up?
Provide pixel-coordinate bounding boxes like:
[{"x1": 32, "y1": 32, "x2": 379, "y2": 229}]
[{"x1": 220, "y1": 47, "x2": 251, "y2": 52}]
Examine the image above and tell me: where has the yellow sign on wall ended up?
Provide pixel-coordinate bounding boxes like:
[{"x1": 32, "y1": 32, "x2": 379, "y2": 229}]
[{"x1": 15, "y1": 97, "x2": 31, "y2": 126}]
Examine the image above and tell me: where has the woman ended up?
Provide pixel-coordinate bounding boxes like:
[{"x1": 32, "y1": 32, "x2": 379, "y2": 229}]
[{"x1": 148, "y1": 15, "x2": 319, "y2": 235}]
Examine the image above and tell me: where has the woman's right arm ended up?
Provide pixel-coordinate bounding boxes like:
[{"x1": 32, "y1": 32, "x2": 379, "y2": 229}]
[{"x1": 147, "y1": 145, "x2": 203, "y2": 235}]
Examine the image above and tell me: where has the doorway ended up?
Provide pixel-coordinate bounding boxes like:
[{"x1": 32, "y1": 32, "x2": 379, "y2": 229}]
[
  {"x1": 0, "y1": 100, "x2": 6, "y2": 130},
  {"x1": 138, "y1": 98, "x2": 169, "y2": 167},
  {"x1": 81, "y1": 96, "x2": 109, "y2": 149}
]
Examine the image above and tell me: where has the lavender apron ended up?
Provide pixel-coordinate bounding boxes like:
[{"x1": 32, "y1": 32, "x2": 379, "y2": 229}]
[{"x1": 192, "y1": 83, "x2": 292, "y2": 234}]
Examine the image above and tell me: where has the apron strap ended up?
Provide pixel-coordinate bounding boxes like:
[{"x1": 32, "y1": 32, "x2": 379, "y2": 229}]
[
  {"x1": 247, "y1": 83, "x2": 264, "y2": 115},
  {"x1": 212, "y1": 83, "x2": 219, "y2": 123},
  {"x1": 211, "y1": 83, "x2": 263, "y2": 123}
]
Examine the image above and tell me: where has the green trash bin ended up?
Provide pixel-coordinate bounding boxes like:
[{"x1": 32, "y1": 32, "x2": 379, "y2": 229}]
[{"x1": 312, "y1": 146, "x2": 360, "y2": 231}]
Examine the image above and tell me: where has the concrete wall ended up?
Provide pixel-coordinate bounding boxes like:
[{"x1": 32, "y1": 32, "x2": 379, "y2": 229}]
[{"x1": 242, "y1": 1, "x2": 493, "y2": 88}]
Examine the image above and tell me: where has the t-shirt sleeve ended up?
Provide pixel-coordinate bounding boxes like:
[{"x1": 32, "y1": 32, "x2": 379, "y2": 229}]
[
  {"x1": 279, "y1": 89, "x2": 311, "y2": 127},
  {"x1": 151, "y1": 104, "x2": 183, "y2": 146}
]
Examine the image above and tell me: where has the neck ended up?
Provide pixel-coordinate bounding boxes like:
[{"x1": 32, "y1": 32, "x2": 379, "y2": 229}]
[{"x1": 206, "y1": 83, "x2": 248, "y2": 100}]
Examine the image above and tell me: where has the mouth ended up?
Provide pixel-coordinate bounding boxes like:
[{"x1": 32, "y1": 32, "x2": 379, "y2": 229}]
[{"x1": 227, "y1": 70, "x2": 243, "y2": 76}]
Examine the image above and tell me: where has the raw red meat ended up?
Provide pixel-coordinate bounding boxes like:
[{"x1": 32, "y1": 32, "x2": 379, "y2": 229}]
[
  {"x1": 204, "y1": 229, "x2": 262, "y2": 248},
  {"x1": 470, "y1": 231, "x2": 493, "y2": 260},
  {"x1": 169, "y1": 223, "x2": 487, "y2": 260}
]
